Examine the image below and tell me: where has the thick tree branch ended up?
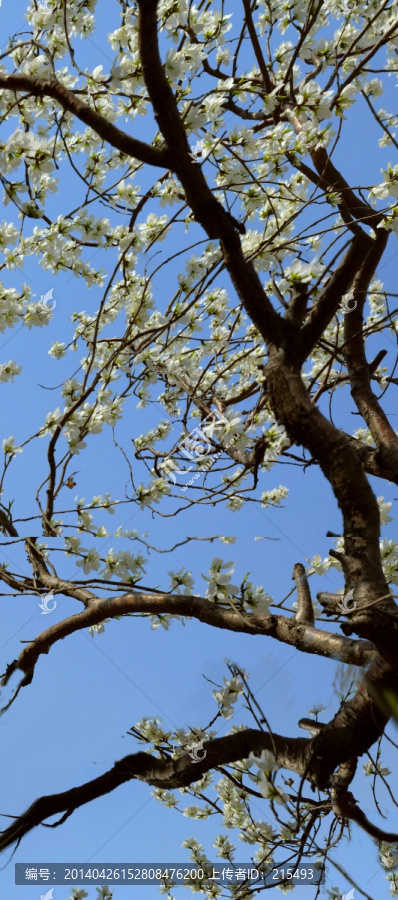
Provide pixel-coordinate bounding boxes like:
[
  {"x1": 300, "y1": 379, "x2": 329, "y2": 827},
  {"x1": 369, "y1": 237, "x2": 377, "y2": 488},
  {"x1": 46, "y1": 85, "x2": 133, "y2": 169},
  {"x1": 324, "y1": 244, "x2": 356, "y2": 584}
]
[
  {"x1": 24, "y1": 537, "x2": 97, "y2": 607},
  {"x1": 304, "y1": 655, "x2": 397, "y2": 788},
  {"x1": 0, "y1": 509, "x2": 18, "y2": 537},
  {"x1": 0, "y1": 73, "x2": 171, "y2": 168},
  {"x1": 284, "y1": 112, "x2": 384, "y2": 233},
  {"x1": 136, "y1": 0, "x2": 288, "y2": 351},
  {"x1": 0, "y1": 590, "x2": 374, "y2": 709},
  {"x1": 331, "y1": 777, "x2": 398, "y2": 842},
  {"x1": 137, "y1": 0, "x2": 398, "y2": 671},
  {"x1": 309, "y1": 146, "x2": 383, "y2": 229},
  {"x1": 264, "y1": 351, "x2": 398, "y2": 666},
  {"x1": 298, "y1": 234, "x2": 372, "y2": 362},
  {"x1": 329, "y1": 755, "x2": 398, "y2": 841},
  {"x1": 343, "y1": 230, "x2": 398, "y2": 479},
  {"x1": 345, "y1": 434, "x2": 398, "y2": 485},
  {"x1": 0, "y1": 729, "x2": 307, "y2": 854},
  {"x1": 265, "y1": 353, "x2": 387, "y2": 588},
  {"x1": 1, "y1": 657, "x2": 396, "y2": 852},
  {"x1": 241, "y1": 0, "x2": 274, "y2": 93},
  {"x1": 293, "y1": 562, "x2": 314, "y2": 625}
]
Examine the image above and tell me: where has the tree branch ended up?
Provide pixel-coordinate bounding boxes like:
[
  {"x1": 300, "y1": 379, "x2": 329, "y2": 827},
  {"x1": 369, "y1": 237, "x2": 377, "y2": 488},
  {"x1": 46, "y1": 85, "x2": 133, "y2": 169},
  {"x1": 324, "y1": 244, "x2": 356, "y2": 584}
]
[
  {"x1": 331, "y1": 778, "x2": 398, "y2": 842},
  {"x1": 0, "y1": 590, "x2": 374, "y2": 709},
  {"x1": 1, "y1": 657, "x2": 395, "y2": 852},
  {"x1": 0, "y1": 730, "x2": 307, "y2": 853},
  {"x1": 293, "y1": 562, "x2": 314, "y2": 625},
  {"x1": 298, "y1": 234, "x2": 372, "y2": 362},
  {"x1": 264, "y1": 350, "x2": 398, "y2": 668},
  {"x1": 265, "y1": 353, "x2": 388, "y2": 589},
  {"x1": 241, "y1": 0, "x2": 274, "y2": 93},
  {"x1": 345, "y1": 434, "x2": 398, "y2": 485},
  {"x1": 309, "y1": 145, "x2": 383, "y2": 229},
  {"x1": 0, "y1": 73, "x2": 171, "y2": 168},
  {"x1": 136, "y1": 0, "x2": 288, "y2": 350},
  {"x1": 343, "y1": 230, "x2": 398, "y2": 479},
  {"x1": 304, "y1": 655, "x2": 397, "y2": 788}
]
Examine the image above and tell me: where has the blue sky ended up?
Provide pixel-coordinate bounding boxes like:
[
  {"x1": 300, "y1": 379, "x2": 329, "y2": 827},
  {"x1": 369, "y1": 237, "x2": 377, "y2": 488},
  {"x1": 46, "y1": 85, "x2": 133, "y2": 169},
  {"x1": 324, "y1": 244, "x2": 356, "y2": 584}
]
[{"x1": 0, "y1": 2, "x2": 398, "y2": 899}]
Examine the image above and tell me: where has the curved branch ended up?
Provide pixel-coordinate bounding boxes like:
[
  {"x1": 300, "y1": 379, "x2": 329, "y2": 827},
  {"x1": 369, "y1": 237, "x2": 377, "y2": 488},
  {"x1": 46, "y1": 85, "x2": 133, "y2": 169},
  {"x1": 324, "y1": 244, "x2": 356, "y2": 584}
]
[
  {"x1": 265, "y1": 355, "x2": 386, "y2": 583},
  {"x1": 1, "y1": 657, "x2": 396, "y2": 852},
  {"x1": 331, "y1": 780, "x2": 398, "y2": 842},
  {"x1": 0, "y1": 590, "x2": 374, "y2": 708},
  {"x1": 298, "y1": 234, "x2": 372, "y2": 362},
  {"x1": 264, "y1": 352, "x2": 398, "y2": 669},
  {"x1": 0, "y1": 729, "x2": 307, "y2": 854},
  {"x1": 305, "y1": 655, "x2": 398, "y2": 789},
  {"x1": 133, "y1": 1, "x2": 398, "y2": 650},
  {"x1": 343, "y1": 230, "x2": 398, "y2": 479},
  {"x1": 136, "y1": 0, "x2": 287, "y2": 350},
  {"x1": 241, "y1": 0, "x2": 274, "y2": 93},
  {"x1": 0, "y1": 73, "x2": 171, "y2": 168},
  {"x1": 23, "y1": 537, "x2": 97, "y2": 607},
  {"x1": 309, "y1": 145, "x2": 383, "y2": 229}
]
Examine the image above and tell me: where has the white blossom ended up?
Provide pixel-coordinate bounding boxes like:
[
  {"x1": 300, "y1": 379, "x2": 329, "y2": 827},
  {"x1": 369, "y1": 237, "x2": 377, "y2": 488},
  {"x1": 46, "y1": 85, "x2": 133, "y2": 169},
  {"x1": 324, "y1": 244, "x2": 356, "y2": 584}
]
[
  {"x1": 2, "y1": 436, "x2": 22, "y2": 456},
  {"x1": 0, "y1": 360, "x2": 22, "y2": 383}
]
